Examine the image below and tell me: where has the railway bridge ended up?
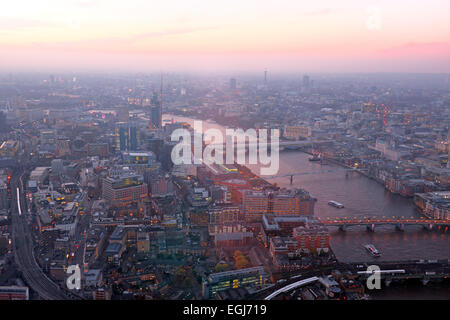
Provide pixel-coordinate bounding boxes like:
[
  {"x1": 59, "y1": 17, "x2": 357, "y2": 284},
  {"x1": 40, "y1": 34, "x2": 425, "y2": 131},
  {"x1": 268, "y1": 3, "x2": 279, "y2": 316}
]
[{"x1": 317, "y1": 217, "x2": 450, "y2": 232}]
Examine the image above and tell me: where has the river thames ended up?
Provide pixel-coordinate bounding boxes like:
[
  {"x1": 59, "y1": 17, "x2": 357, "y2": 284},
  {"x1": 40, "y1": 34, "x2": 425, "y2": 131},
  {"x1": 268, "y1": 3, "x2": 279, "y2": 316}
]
[
  {"x1": 247, "y1": 150, "x2": 449, "y2": 263},
  {"x1": 163, "y1": 115, "x2": 449, "y2": 263}
]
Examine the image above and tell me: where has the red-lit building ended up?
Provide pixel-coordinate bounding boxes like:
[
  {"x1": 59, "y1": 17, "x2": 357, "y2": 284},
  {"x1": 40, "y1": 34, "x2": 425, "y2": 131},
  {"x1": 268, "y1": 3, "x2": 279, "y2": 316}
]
[
  {"x1": 197, "y1": 163, "x2": 242, "y2": 184},
  {"x1": 242, "y1": 191, "x2": 268, "y2": 221},
  {"x1": 262, "y1": 214, "x2": 314, "y2": 246},
  {"x1": 293, "y1": 225, "x2": 330, "y2": 254},
  {"x1": 0, "y1": 286, "x2": 29, "y2": 300},
  {"x1": 243, "y1": 189, "x2": 316, "y2": 222},
  {"x1": 93, "y1": 287, "x2": 112, "y2": 300},
  {"x1": 209, "y1": 204, "x2": 243, "y2": 227},
  {"x1": 268, "y1": 223, "x2": 330, "y2": 266},
  {"x1": 214, "y1": 178, "x2": 251, "y2": 204}
]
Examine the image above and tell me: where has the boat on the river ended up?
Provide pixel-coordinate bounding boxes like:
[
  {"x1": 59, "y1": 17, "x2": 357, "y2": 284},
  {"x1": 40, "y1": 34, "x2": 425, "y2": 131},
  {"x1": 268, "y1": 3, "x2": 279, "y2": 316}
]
[
  {"x1": 364, "y1": 244, "x2": 381, "y2": 257},
  {"x1": 328, "y1": 200, "x2": 344, "y2": 208}
]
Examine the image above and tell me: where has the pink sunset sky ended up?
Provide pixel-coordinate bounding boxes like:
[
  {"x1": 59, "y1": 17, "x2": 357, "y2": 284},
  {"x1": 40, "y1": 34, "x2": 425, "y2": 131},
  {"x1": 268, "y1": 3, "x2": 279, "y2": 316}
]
[{"x1": 1, "y1": 0, "x2": 449, "y2": 73}]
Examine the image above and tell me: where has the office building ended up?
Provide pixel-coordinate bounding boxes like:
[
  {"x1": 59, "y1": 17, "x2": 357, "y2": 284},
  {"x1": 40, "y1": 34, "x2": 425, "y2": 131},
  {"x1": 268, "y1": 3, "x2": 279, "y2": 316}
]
[
  {"x1": 87, "y1": 143, "x2": 109, "y2": 158},
  {"x1": 40, "y1": 129, "x2": 56, "y2": 152},
  {"x1": 150, "y1": 92, "x2": 162, "y2": 129},
  {"x1": 102, "y1": 172, "x2": 148, "y2": 206},
  {"x1": 115, "y1": 122, "x2": 140, "y2": 151},
  {"x1": 0, "y1": 177, "x2": 8, "y2": 210},
  {"x1": 0, "y1": 140, "x2": 20, "y2": 157},
  {"x1": 284, "y1": 125, "x2": 312, "y2": 140},
  {"x1": 303, "y1": 74, "x2": 310, "y2": 87},
  {"x1": 150, "y1": 174, "x2": 175, "y2": 197},
  {"x1": 202, "y1": 266, "x2": 268, "y2": 299},
  {"x1": 208, "y1": 204, "x2": 243, "y2": 229},
  {"x1": 55, "y1": 138, "x2": 71, "y2": 157},
  {"x1": 0, "y1": 286, "x2": 29, "y2": 300},
  {"x1": 117, "y1": 106, "x2": 129, "y2": 122},
  {"x1": 51, "y1": 159, "x2": 64, "y2": 175},
  {"x1": 414, "y1": 191, "x2": 450, "y2": 219},
  {"x1": 230, "y1": 78, "x2": 237, "y2": 90}
]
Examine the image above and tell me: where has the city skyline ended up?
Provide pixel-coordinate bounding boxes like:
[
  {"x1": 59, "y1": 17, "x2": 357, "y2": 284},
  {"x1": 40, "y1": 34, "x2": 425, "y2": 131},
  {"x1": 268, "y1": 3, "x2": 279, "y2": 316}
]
[
  {"x1": 0, "y1": 0, "x2": 449, "y2": 304},
  {"x1": 0, "y1": 69, "x2": 448, "y2": 302}
]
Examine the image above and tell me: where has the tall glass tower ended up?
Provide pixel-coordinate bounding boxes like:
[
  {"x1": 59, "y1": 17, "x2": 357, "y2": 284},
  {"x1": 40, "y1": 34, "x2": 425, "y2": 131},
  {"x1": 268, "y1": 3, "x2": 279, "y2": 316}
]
[
  {"x1": 115, "y1": 122, "x2": 140, "y2": 151},
  {"x1": 150, "y1": 92, "x2": 162, "y2": 129}
]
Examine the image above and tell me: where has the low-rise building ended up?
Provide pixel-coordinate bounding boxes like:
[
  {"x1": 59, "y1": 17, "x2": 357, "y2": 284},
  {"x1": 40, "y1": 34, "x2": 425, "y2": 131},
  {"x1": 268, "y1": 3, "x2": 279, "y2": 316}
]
[{"x1": 202, "y1": 266, "x2": 268, "y2": 299}]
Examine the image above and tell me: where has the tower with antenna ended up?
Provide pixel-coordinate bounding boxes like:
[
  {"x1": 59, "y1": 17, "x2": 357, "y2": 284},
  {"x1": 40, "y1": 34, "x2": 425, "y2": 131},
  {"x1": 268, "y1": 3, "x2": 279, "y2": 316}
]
[
  {"x1": 264, "y1": 69, "x2": 267, "y2": 84},
  {"x1": 149, "y1": 73, "x2": 163, "y2": 129},
  {"x1": 160, "y1": 72, "x2": 163, "y2": 117}
]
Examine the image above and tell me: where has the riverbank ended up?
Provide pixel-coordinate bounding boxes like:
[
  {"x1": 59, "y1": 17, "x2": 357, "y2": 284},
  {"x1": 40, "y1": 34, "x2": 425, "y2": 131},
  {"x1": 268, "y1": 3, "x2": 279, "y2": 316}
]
[{"x1": 369, "y1": 279, "x2": 450, "y2": 300}]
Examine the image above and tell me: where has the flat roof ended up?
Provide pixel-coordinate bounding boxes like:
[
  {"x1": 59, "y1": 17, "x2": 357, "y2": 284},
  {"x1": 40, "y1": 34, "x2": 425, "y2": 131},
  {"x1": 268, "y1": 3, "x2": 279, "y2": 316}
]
[
  {"x1": 208, "y1": 266, "x2": 265, "y2": 282},
  {"x1": 105, "y1": 243, "x2": 122, "y2": 254}
]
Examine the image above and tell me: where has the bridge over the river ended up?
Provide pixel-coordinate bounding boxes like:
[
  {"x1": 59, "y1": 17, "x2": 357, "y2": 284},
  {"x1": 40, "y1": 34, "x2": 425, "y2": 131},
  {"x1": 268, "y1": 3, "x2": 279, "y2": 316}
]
[{"x1": 317, "y1": 216, "x2": 450, "y2": 232}]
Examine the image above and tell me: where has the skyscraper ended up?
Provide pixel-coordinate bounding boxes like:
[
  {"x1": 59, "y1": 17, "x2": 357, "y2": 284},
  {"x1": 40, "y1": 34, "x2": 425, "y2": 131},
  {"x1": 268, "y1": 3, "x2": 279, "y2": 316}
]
[
  {"x1": 115, "y1": 122, "x2": 140, "y2": 151},
  {"x1": 150, "y1": 92, "x2": 162, "y2": 129},
  {"x1": 303, "y1": 75, "x2": 310, "y2": 88},
  {"x1": 117, "y1": 106, "x2": 129, "y2": 122},
  {"x1": 230, "y1": 78, "x2": 237, "y2": 90}
]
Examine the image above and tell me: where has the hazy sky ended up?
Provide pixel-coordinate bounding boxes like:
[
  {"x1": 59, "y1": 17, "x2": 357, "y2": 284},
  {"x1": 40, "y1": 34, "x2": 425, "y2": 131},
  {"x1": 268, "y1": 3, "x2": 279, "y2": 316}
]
[{"x1": 1, "y1": 0, "x2": 449, "y2": 73}]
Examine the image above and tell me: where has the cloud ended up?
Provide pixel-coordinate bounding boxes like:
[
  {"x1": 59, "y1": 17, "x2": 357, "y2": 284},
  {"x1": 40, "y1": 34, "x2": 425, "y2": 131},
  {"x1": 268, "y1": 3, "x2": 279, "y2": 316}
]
[
  {"x1": 72, "y1": 0, "x2": 102, "y2": 7},
  {"x1": 379, "y1": 42, "x2": 450, "y2": 57},
  {"x1": 0, "y1": 18, "x2": 56, "y2": 30},
  {"x1": 127, "y1": 26, "x2": 220, "y2": 42},
  {"x1": 4, "y1": 25, "x2": 221, "y2": 53},
  {"x1": 302, "y1": 8, "x2": 335, "y2": 16},
  {"x1": 76, "y1": 25, "x2": 221, "y2": 51}
]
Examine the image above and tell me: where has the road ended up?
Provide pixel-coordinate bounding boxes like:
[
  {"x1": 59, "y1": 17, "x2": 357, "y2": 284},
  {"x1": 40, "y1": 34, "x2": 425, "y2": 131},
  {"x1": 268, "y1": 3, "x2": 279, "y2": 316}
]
[
  {"x1": 10, "y1": 168, "x2": 72, "y2": 300},
  {"x1": 73, "y1": 190, "x2": 93, "y2": 269}
]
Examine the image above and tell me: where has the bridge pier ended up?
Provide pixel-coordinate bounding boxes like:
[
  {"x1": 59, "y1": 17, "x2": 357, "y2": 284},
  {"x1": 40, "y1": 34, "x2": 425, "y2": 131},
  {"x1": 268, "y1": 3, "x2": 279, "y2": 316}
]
[
  {"x1": 422, "y1": 278, "x2": 430, "y2": 286},
  {"x1": 338, "y1": 225, "x2": 347, "y2": 232},
  {"x1": 385, "y1": 278, "x2": 391, "y2": 287},
  {"x1": 366, "y1": 224, "x2": 375, "y2": 232},
  {"x1": 395, "y1": 223, "x2": 405, "y2": 231},
  {"x1": 423, "y1": 224, "x2": 433, "y2": 231}
]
